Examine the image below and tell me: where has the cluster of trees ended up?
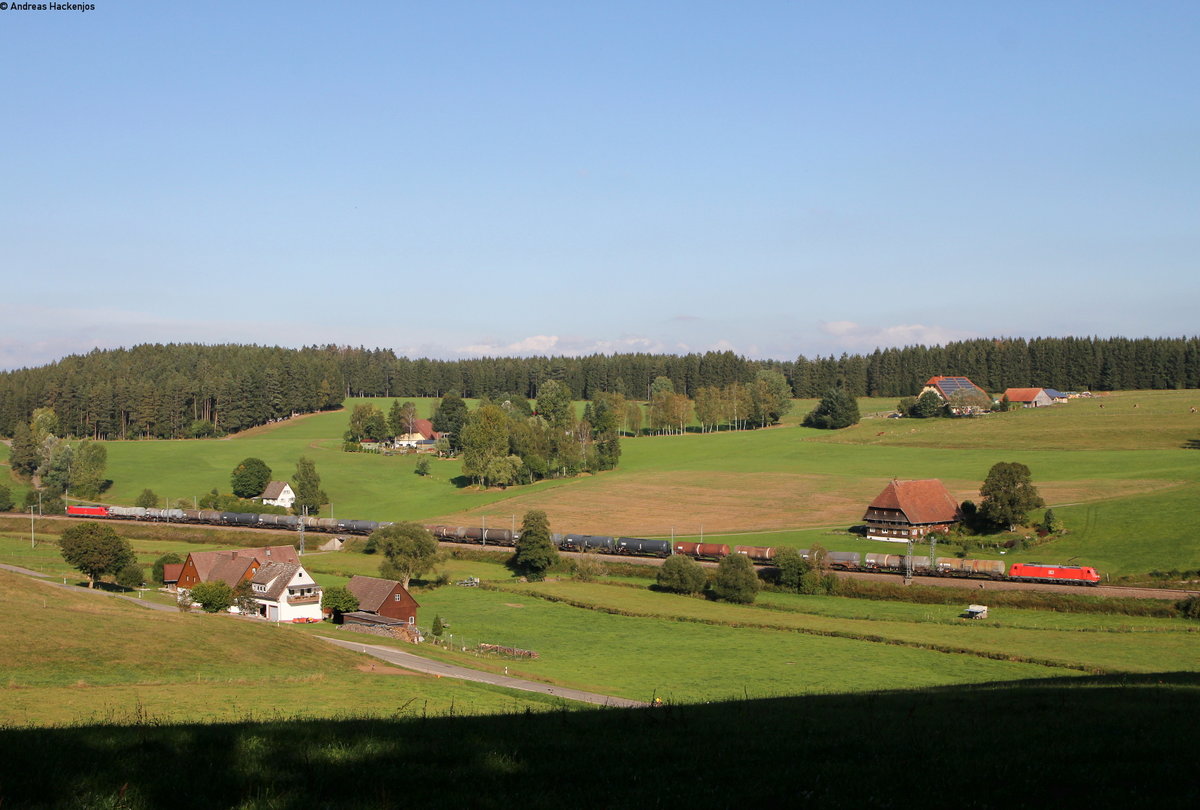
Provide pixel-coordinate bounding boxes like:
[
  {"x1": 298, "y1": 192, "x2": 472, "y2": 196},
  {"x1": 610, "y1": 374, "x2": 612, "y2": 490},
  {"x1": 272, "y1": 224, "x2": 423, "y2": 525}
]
[
  {"x1": 655, "y1": 553, "x2": 763, "y2": 604},
  {"x1": 439, "y1": 382, "x2": 623, "y2": 488},
  {"x1": 4, "y1": 337, "x2": 1194, "y2": 443},
  {"x1": 7, "y1": 407, "x2": 110, "y2": 513},
  {"x1": 202, "y1": 457, "x2": 327, "y2": 515}
]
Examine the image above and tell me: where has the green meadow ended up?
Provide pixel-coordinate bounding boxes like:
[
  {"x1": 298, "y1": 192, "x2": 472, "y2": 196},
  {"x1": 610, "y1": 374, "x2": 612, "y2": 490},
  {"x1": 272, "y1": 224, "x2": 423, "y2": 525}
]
[
  {"x1": 0, "y1": 567, "x2": 563, "y2": 727},
  {"x1": 59, "y1": 390, "x2": 1200, "y2": 576}
]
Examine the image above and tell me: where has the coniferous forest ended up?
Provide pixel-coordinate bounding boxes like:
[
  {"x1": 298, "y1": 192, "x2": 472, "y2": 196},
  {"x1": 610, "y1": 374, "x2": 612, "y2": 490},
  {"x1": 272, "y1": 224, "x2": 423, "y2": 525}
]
[{"x1": 0, "y1": 336, "x2": 1197, "y2": 439}]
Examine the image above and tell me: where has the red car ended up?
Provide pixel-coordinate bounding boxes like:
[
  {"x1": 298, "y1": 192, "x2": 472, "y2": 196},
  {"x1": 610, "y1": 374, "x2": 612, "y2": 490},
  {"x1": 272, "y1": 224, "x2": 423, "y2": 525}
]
[{"x1": 1008, "y1": 562, "x2": 1101, "y2": 585}]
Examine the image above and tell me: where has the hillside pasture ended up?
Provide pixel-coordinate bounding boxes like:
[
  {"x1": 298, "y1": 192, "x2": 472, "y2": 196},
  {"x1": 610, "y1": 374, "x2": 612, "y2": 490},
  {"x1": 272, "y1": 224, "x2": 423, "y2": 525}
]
[{"x1": 18, "y1": 390, "x2": 1200, "y2": 576}]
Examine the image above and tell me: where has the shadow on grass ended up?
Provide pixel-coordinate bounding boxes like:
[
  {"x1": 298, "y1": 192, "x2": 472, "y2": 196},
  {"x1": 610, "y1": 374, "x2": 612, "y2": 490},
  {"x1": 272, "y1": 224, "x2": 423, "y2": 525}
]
[
  {"x1": 2, "y1": 672, "x2": 1198, "y2": 809},
  {"x1": 1183, "y1": 438, "x2": 1200, "y2": 450}
]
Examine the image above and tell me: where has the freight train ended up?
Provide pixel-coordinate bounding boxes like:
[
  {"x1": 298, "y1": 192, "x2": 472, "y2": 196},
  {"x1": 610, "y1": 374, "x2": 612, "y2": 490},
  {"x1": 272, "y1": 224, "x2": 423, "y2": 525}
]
[{"x1": 63, "y1": 505, "x2": 1101, "y2": 585}]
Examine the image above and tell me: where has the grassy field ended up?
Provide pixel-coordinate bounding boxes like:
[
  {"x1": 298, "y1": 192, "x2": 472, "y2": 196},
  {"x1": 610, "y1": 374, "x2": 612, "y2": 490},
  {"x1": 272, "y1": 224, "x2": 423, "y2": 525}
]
[
  {"x1": 6, "y1": 389, "x2": 1200, "y2": 575},
  {"x1": 0, "y1": 568, "x2": 568, "y2": 726},
  {"x1": 2, "y1": 673, "x2": 1197, "y2": 809}
]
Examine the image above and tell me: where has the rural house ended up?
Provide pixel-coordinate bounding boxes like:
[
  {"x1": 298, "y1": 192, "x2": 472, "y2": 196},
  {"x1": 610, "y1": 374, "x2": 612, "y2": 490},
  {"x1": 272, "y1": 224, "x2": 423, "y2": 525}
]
[
  {"x1": 258, "y1": 481, "x2": 296, "y2": 509},
  {"x1": 176, "y1": 545, "x2": 300, "y2": 591},
  {"x1": 862, "y1": 479, "x2": 961, "y2": 542},
  {"x1": 920, "y1": 376, "x2": 992, "y2": 415},
  {"x1": 395, "y1": 418, "x2": 441, "y2": 449},
  {"x1": 1003, "y1": 388, "x2": 1054, "y2": 408},
  {"x1": 342, "y1": 574, "x2": 420, "y2": 628},
  {"x1": 250, "y1": 561, "x2": 323, "y2": 622},
  {"x1": 161, "y1": 562, "x2": 183, "y2": 591}
]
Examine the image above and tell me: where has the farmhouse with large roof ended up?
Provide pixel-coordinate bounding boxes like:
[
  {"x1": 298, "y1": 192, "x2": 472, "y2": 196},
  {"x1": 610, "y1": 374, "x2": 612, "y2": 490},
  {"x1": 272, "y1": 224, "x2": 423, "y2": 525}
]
[
  {"x1": 862, "y1": 479, "x2": 961, "y2": 543},
  {"x1": 920, "y1": 376, "x2": 991, "y2": 415}
]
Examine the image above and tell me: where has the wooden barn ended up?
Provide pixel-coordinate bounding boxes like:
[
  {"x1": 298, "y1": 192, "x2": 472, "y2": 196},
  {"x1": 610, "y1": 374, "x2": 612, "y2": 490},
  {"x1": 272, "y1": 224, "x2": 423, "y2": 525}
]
[{"x1": 863, "y1": 479, "x2": 961, "y2": 543}]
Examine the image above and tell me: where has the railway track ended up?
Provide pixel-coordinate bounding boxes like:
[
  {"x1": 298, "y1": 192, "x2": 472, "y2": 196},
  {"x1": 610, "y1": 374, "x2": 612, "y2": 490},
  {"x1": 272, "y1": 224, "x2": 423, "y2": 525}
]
[{"x1": 16, "y1": 515, "x2": 1197, "y2": 601}]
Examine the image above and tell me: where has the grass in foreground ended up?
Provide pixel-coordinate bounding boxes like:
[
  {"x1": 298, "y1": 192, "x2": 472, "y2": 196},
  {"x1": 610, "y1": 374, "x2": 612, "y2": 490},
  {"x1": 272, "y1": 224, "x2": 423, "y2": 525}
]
[
  {"x1": 0, "y1": 569, "x2": 562, "y2": 726},
  {"x1": 0, "y1": 672, "x2": 1196, "y2": 809}
]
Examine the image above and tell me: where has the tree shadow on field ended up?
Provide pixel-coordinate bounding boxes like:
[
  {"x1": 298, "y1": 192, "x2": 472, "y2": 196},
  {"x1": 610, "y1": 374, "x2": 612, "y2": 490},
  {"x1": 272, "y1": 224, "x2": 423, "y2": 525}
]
[
  {"x1": 449, "y1": 474, "x2": 473, "y2": 489},
  {"x1": 1182, "y1": 438, "x2": 1200, "y2": 450}
]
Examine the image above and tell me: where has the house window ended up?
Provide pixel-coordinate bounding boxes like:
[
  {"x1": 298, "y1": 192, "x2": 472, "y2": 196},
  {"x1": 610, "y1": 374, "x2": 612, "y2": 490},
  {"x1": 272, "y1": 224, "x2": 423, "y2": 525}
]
[{"x1": 394, "y1": 594, "x2": 402, "y2": 601}]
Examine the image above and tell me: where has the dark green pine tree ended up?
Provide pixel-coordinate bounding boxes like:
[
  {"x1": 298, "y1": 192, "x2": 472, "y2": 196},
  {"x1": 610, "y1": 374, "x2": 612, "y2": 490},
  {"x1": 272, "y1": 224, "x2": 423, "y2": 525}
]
[{"x1": 803, "y1": 388, "x2": 861, "y2": 430}]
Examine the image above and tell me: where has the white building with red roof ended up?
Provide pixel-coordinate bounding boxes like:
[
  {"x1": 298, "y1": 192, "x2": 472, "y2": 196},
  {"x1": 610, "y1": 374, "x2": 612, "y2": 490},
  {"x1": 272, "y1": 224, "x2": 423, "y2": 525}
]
[{"x1": 863, "y1": 479, "x2": 961, "y2": 543}]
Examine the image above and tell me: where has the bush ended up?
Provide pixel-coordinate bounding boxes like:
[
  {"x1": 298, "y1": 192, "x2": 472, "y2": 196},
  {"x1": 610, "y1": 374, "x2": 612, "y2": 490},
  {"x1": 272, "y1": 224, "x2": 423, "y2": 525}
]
[
  {"x1": 116, "y1": 562, "x2": 145, "y2": 590},
  {"x1": 572, "y1": 553, "x2": 608, "y2": 582},
  {"x1": 134, "y1": 489, "x2": 159, "y2": 508},
  {"x1": 657, "y1": 555, "x2": 708, "y2": 595},
  {"x1": 1178, "y1": 595, "x2": 1200, "y2": 620},
  {"x1": 189, "y1": 581, "x2": 234, "y2": 613},
  {"x1": 711, "y1": 554, "x2": 760, "y2": 604},
  {"x1": 0, "y1": 484, "x2": 13, "y2": 512},
  {"x1": 152, "y1": 553, "x2": 184, "y2": 584}
]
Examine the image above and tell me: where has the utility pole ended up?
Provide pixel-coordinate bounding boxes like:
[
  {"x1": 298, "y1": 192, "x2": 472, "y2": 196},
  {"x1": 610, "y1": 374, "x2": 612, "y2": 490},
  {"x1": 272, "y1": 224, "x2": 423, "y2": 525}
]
[
  {"x1": 298, "y1": 506, "x2": 306, "y2": 556},
  {"x1": 904, "y1": 537, "x2": 914, "y2": 585},
  {"x1": 29, "y1": 506, "x2": 35, "y2": 548}
]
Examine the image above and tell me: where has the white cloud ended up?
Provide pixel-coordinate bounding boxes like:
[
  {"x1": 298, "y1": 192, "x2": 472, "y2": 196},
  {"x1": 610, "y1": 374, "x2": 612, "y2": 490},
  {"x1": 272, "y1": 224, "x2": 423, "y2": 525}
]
[
  {"x1": 454, "y1": 334, "x2": 667, "y2": 358},
  {"x1": 818, "y1": 321, "x2": 979, "y2": 350}
]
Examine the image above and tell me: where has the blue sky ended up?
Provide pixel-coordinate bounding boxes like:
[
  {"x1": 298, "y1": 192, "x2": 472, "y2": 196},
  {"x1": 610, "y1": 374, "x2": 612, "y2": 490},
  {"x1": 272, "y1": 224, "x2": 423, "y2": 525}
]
[{"x1": 1, "y1": 1, "x2": 1196, "y2": 370}]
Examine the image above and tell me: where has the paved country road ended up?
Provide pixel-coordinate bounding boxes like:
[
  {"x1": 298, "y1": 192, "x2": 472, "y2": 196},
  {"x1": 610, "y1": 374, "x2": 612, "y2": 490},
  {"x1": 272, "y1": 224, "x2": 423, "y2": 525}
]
[{"x1": 319, "y1": 635, "x2": 647, "y2": 709}]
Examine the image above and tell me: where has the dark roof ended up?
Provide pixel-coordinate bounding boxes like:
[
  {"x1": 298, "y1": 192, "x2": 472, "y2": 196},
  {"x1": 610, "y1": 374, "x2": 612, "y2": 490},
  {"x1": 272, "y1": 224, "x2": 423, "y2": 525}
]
[
  {"x1": 865, "y1": 479, "x2": 960, "y2": 525},
  {"x1": 346, "y1": 575, "x2": 419, "y2": 613},
  {"x1": 924, "y1": 376, "x2": 987, "y2": 399},
  {"x1": 259, "y1": 481, "x2": 292, "y2": 500},
  {"x1": 342, "y1": 611, "x2": 408, "y2": 627},
  {"x1": 251, "y1": 562, "x2": 301, "y2": 601},
  {"x1": 1044, "y1": 388, "x2": 1066, "y2": 399}
]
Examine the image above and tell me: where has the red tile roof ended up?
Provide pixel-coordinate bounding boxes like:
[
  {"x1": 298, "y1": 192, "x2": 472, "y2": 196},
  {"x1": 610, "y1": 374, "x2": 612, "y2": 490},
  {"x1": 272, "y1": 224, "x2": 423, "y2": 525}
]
[
  {"x1": 866, "y1": 479, "x2": 960, "y2": 525},
  {"x1": 185, "y1": 546, "x2": 299, "y2": 586},
  {"x1": 1003, "y1": 388, "x2": 1046, "y2": 402},
  {"x1": 162, "y1": 563, "x2": 183, "y2": 583}
]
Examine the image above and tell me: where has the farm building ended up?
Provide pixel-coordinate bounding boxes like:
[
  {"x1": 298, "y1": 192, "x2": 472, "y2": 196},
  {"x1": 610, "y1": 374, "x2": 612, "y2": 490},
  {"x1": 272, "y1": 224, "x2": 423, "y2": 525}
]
[
  {"x1": 920, "y1": 376, "x2": 992, "y2": 415},
  {"x1": 249, "y1": 561, "x2": 323, "y2": 622},
  {"x1": 395, "y1": 418, "x2": 441, "y2": 449},
  {"x1": 161, "y1": 563, "x2": 183, "y2": 591},
  {"x1": 258, "y1": 481, "x2": 296, "y2": 509},
  {"x1": 862, "y1": 479, "x2": 961, "y2": 543},
  {"x1": 176, "y1": 545, "x2": 300, "y2": 591},
  {"x1": 1043, "y1": 388, "x2": 1069, "y2": 404},
  {"x1": 343, "y1": 575, "x2": 420, "y2": 628},
  {"x1": 1003, "y1": 388, "x2": 1054, "y2": 408}
]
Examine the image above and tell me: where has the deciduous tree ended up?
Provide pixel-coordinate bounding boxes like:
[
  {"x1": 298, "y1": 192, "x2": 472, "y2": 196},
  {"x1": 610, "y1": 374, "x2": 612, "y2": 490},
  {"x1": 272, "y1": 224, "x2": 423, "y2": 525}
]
[
  {"x1": 655, "y1": 554, "x2": 707, "y2": 594},
  {"x1": 59, "y1": 522, "x2": 135, "y2": 588},
  {"x1": 322, "y1": 585, "x2": 359, "y2": 622},
  {"x1": 231, "y1": 458, "x2": 272, "y2": 499},
  {"x1": 712, "y1": 553, "x2": 760, "y2": 604},
  {"x1": 134, "y1": 489, "x2": 159, "y2": 508},
  {"x1": 372, "y1": 522, "x2": 441, "y2": 589},
  {"x1": 292, "y1": 456, "x2": 327, "y2": 516},
  {"x1": 512, "y1": 509, "x2": 558, "y2": 581},
  {"x1": 979, "y1": 462, "x2": 1045, "y2": 531}
]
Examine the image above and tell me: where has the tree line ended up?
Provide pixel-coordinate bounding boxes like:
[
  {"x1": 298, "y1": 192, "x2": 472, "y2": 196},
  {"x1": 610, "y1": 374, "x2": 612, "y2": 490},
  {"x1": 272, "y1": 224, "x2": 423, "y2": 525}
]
[{"x1": 1, "y1": 337, "x2": 1197, "y2": 440}]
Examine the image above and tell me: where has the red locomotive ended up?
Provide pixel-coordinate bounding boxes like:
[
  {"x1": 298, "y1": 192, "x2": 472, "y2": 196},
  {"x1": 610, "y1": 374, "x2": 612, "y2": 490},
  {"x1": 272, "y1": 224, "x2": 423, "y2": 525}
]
[{"x1": 1007, "y1": 562, "x2": 1101, "y2": 585}]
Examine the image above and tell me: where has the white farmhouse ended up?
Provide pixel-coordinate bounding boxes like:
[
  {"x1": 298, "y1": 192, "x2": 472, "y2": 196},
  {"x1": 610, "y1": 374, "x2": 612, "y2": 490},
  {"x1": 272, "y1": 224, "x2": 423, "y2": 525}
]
[
  {"x1": 250, "y1": 562, "x2": 323, "y2": 622},
  {"x1": 259, "y1": 481, "x2": 296, "y2": 509}
]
